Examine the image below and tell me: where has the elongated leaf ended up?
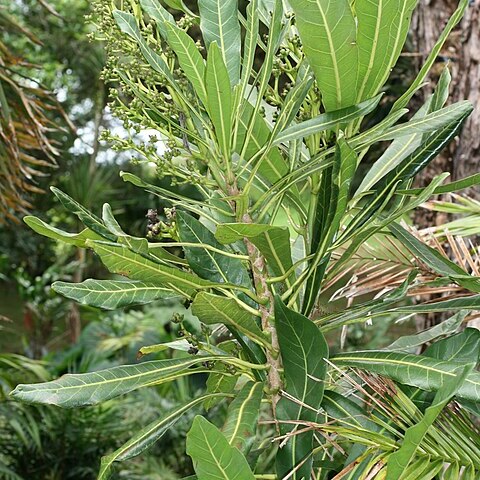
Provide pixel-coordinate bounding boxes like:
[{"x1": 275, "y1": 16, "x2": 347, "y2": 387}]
[
  {"x1": 113, "y1": 10, "x2": 174, "y2": 82},
  {"x1": 191, "y1": 292, "x2": 266, "y2": 347},
  {"x1": 275, "y1": 296, "x2": 329, "y2": 479},
  {"x1": 50, "y1": 187, "x2": 116, "y2": 241},
  {"x1": 52, "y1": 279, "x2": 178, "y2": 310},
  {"x1": 331, "y1": 351, "x2": 480, "y2": 402},
  {"x1": 389, "y1": 222, "x2": 480, "y2": 292},
  {"x1": 356, "y1": 97, "x2": 433, "y2": 196},
  {"x1": 187, "y1": 416, "x2": 255, "y2": 480},
  {"x1": 23, "y1": 216, "x2": 102, "y2": 248},
  {"x1": 239, "y1": 0, "x2": 259, "y2": 98},
  {"x1": 303, "y1": 138, "x2": 357, "y2": 315},
  {"x1": 215, "y1": 223, "x2": 294, "y2": 289},
  {"x1": 86, "y1": 240, "x2": 212, "y2": 295},
  {"x1": 385, "y1": 365, "x2": 473, "y2": 480},
  {"x1": 235, "y1": 102, "x2": 288, "y2": 185},
  {"x1": 387, "y1": 311, "x2": 467, "y2": 351},
  {"x1": 274, "y1": 94, "x2": 382, "y2": 145},
  {"x1": 401, "y1": 172, "x2": 480, "y2": 196},
  {"x1": 355, "y1": 0, "x2": 418, "y2": 102},
  {"x1": 392, "y1": 0, "x2": 468, "y2": 112},
  {"x1": 139, "y1": 0, "x2": 174, "y2": 36},
  {"x1": 165, "y1": 23, "x2": 208, "y2": 105},
  {"x1": 198, "y1": 0, "x2": 241, "y2": 84},
  {"x1": 176, "y1": 212, "x2": 251, "y2": 288},
  {"x1": 374, "y1": 101, "x2": 473, "y2": 144},
  {"x1": 289, "y1": 0, "x2": 358, "y2": 111},
  {"x1": 205, "y1": 42, "x2": 232, "y2": 158},
  {"x1": 11, "y1": 356, "x2": 222, "y2": 407},
  {"x1": 424, "y1": 328, "x2": 480, "y2": 364},
  {"x1": 98, "y1": 393, "x2": 226, "y2": 480},
  {"x1": 222, "y1": 382, "x2": 263, "y2": 452}
]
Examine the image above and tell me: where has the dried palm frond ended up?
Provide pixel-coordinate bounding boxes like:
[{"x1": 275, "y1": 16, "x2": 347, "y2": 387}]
[
  {"x1": 0, "y1": 5, "x2": 67, "y2": 223},
  {"x1": 326, "y1": 221, "x2": 480, "y2": 313}
]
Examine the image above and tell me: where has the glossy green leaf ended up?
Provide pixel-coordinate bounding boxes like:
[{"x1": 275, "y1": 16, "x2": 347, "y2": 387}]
[
  {"x1": 52, "y1": 279, "x2": 178, "y2": 310},
  {"x1": 385, "y1": 365, "x2": 473, "y2": 480},
  {"x1": 392, "y1": 0, "x2": 468, "y2": 112},
  {"x1": 191, "y1": 292, "x2": 266, "y2": 347},
  {"x1": 10, "y1": 356, "x2": 222, "y2": 407},
  {"x1": 239, "y1": 0, "x2": 259, "y2": 98},
  {"x1": 86, "y1": 240, "x2": 212, "y2": 295},
  {"x1": 400, "y1": 172, "x2": 480, "y2": 196},
  {"x1": 303, "y1": 138, "x2": 357, "y2": 315},
  {"x1": 187, "y1": 416, "x2": 255, "y2": 480},
  {"x1": 222, "y1": 382, "x2": 263, "y2": 452},
  {"x1": 331, "y1": 351, "x2": 480, "y2": 402},
  {"x1": 139, "y1": 0, "x2": 174, "y2": 36},
  {"x1": 176, "y1": 212, "x2": 252, "y2": 289},
  {"x1": 275, "y1": 296, "x2": 329, "y2": 479},
  {"x1": 387, "y1": 311, "x2": 467, "y2": 351},
  {"x1": 289, "y1": 0, "x2": 358, "y2": 111},
  {"x1": 50, "y1": 187, "x2": 116, "y2": 241},
  {"x1": 274, "y1": 94, "x2": 382, "y2": 145},
  {"x1": 424, "y1": 328, "x2": 480, "y2": 364},
  {"x1": 205, "y1": 42, "x2": 232, "y2": 158},
  {"x1": 215, "y1": 223, "x2": 294, "y2": 289},
  {"x1": 235, "y1": 102, "x2": 289, "y2": 185},
  {"x1": 165, "y1": 23, "x2": 208, "y2": 105},
  {"x1": 198, "y1": 0, "x2": 241, "y2": 84},
  {"x1": 23, "y1": 216, "x2": 102, "y2": 248},
  {"x1": 355, "y1": 0, "x2": 418, "y2": 102},
  {"x1": 98, "y1": 393, "x2": 226, "y2": 480},
  {"x1": 355, "y1": 98, "x2": 432, "y2": 196}
]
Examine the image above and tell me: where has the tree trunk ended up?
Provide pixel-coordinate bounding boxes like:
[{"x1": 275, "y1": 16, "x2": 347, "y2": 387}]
[{"x1": 412, "y1": 0, "x2": 480, "y2": 329}]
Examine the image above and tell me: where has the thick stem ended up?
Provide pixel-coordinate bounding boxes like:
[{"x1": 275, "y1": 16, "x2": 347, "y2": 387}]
[{"x1": 242, "y1": 214, "x2": 282, "y2": 415}]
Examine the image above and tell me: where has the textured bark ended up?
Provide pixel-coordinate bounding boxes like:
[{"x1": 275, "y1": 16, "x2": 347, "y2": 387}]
[
  {"x1": 412, "y1": 0, "x2": 480, "y2": 214},
  {"x1": 412, "y1": 1, "x2": 480, "y2": 329}
]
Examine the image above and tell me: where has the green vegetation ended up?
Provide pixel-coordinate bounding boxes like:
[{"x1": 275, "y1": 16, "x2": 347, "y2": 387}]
[{"x1": 2, "y1": 0, "x2": 480, "y2": 479}]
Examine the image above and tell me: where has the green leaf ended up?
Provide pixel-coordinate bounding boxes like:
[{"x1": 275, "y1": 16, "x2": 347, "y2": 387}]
[
  {"x1": 165, "y1": 23, "x2": 208, "y2": 105},
  {"x1": 98, "y1": 393, "x2": 226, "y2": 480},
  {"x1": 215, "y1": 223, "x2": 295, "y2": 289},
  {"x1": 289, "y1": 0, "x2": 358, "y2": 111},
  {"x1": 239, "y1": 0, "x2": 259, "y2": 98},
  {"x1": 274, "y1": 94, "x2": 382, "y2": 145},
  {"x1": 389, "y1": 222, "x2": 480, "y2": 292},
  {"x1": 23, "y1": 216, "x2": 102, "y2": 248},
  {"x1": 275, "y1": 296, "x2": 329, "y2": 479},
  {"x1": 355, "y1": 97, "x2": 433, "y2": 196},
  {"x1": 198, "y1": 0, "x2": 241, "y2": 85},
  {"x1": 176, "y1": 212, "x2": 252, "y2": 289},
  {"x1": 50, "y1": 187, "x2": 116, "y2": 241},
  {"x1": 424, "y1": 328, "x2": 480, "y2": 364},
  {"x1": 222, "y1": 382, "x2": 263, "y2": 452},
  {"x1": 205, "y1": 42, "x2": 232, "y2": 159},
  {"x1": 331, "y1": 351, "x2": 480, "y2": 402},
  {"x1": 235, "y1": 102, "x2": 289, "y2": 185},
  {"x1": 355, "y1": 0, "x2": 418, "y2": 102},
  {"x1": 187, "y1": 416, "x2": 255, "y2": 480},
  {"x1": 113, "y1": 10, "x2": 174, "y2": 83},
  {"x1": 139, "y1": 0, "x2": 175, "y2": 36},
  {"x1": 392, "y1": 0, "x2": 468, "y2": 112},
  {"x1": 191, "y1": 292, "x2": 266, "y2": 347},
  {"x1": 386, "y1": 311, "x2": 467, "y2": 351},
  {"x1": 400, "y1": 172, "x2": 480, "y2": 196},
  {"x1": 10, "y1": 356, "x2": 221, "y2": 407},
  {"x1": 52, "y1": 279, "x2": 178, "y2": 310},
  {"x1": 86, "y1": 240, "x2": 212, "y2": 296},
  {"x1": 303, "y1": 138, "x2": 357, "y2": 315},
  {"x1": 385, "y1": 364, "x2": 473, "y2": 480}
]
